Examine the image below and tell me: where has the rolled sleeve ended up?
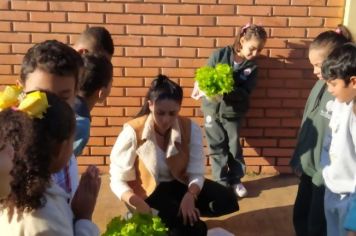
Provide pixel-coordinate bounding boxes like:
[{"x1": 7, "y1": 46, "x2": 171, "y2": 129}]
[
  {"x1": 109, "y1": 125, "x2": 138, "y2": 200},
  {"x1": 187, "y1": 121, "x2": 205, "y2": 190}
]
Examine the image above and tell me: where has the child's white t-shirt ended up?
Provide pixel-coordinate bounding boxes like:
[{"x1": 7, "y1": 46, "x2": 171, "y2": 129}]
[{"x1": 322, "y1": 99, "x2": 356, "y2": 194}]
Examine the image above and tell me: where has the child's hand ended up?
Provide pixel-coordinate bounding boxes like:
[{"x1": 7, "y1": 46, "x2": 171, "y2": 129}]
[
  {"x1": 71, "y1": 165, "x2": 101, "y2": 221},
  {"x1": 347, "y1": 231, "x2": 356, "y2": 236}
]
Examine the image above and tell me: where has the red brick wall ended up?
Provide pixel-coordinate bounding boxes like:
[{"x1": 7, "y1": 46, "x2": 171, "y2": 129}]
[{"x1": 0, "y1": 0, "x2": 345, "y2": 174}]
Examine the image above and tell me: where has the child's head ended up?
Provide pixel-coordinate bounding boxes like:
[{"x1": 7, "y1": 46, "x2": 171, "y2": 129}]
[
  {"x1": 74, "y1": 26, "x2": 114, "y2": 60},
  {"x1": 0, "y1": 91, "x2": 75, "y2": 215},
  {"x1": 309, "y1": 25, "x2": 352, "y2": 80},
  {"x1": 20, "y1": 40, "x2": 83, "y2": 106},
  {"x1": 233, "y1": 23, "x2": 267, "y2": 61},
  {"x1": 321, "y1": 43, "x2": 356, "y2": 103},
  {"x1": 78, "y1": 53, "x2": 113, "y2": 104},
  {"x1": 137, "y1": 74, "x2": 183, "y2": 133}
]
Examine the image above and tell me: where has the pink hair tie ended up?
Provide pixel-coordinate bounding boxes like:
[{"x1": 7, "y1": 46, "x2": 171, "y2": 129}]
[
  {"x1": 241, "y1": 23, "x2": 251, "y2": 33},
  {"x1": 335, "y1": 28, "x2": 341, "y2": 34}
]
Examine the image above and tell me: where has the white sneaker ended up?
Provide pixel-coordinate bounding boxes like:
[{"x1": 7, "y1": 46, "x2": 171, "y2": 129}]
[{"x1": 233, "y1": 183, "x2": 248, "y2": 198}]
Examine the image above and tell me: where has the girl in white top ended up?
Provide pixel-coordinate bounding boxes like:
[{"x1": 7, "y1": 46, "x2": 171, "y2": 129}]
[
  {"x1": 0, "y1": 91, "x2": 100, "y2": 236},
  {"x1": 110, "y1": 75, "x2": 238, "y2": 236}
]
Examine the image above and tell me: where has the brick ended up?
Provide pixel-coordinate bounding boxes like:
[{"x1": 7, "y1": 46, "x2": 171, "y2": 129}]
[
  {"x1": 309, "y1": 7, "x2": 343, "y2": 17},
  {"x1": 91, "y1": 117, "x2": 107, "y2": 126},
  {"x1": 143, "y1": 36, "x2": 178, "y2": 47},
  {"x1": 0, "y1": 65, "x2": 12, "y2": 74},
  {"x1": 267, "y1": 89, "x2": 299, "y2": 98},
  {"x1": 219, "y1": 0, "x2": 253, "y2": 3},
  {"x1": 290, "y1": 17, "x2": 322, "y2": 27},
  {"x1": 279, "y1": 139, "x2": 297, "y2": 148},
  {"x1": 30, "y1": 12, "x2": 65, "y2": 22},
  {"x1": 285, "y1": 80, "x2": 314, "y2": 89},
  {"x1": 240, "y1": 128, "x2": 264, "y2": 137},
  {"x1": 145, "y1": 0, "x2": 179, "y2": 2},
  {"x1": 200, "y1": 5, "x2": 235, "y2": 15},
  {"x1": 144, "y1": 15, "x2": 178, "y2": 25},
  {"x1": 271, "y1": 28, "x2": 306, "y2": 37},
  {"x1": 264, "y1": 148, "x2": 294, "y2": 157},
  {"x1": 250, "y1": 99, "x2": 282, "y2": 108},
  {"x1": 106, "y1": 14, "x2": 141, "y2": 24},
  {"x1": 125, "y1": 87, "x2": 150, "y2": 96},
  {"x1": 127, "y1": 25, "x2": 161, "y2": 35},
  {"x1": 245, "y1": 108, "x2": 264, "y2": 117},
  {"x1": 273, "y1": 6, "x2": 308, "y2": 16},
  {"x1": 87, "y1": 137, "x2": 105, "y2": 146},
  {"x1": 90, "y1": 127, "x2": 121, "y2": 137},
  {"x1": 51, "y1": 23, "x2": 87, "y2": 33},
  {"x1": 77, "y1": 156, "x2": 105, "y2": 165},
  {"x1": 181, "y1": 98, "x2": 201, "y2": 107},
  {"x1": 124, "y1": 107, "x2": 140, "y2": 116},
  {"x1": 180, "y1": 16, "x2": 215, "y2": 26},
  {"x1": 261, "y1": 166, "x2": 291, "y2": 174},
  {"x1": 68, "y1": 12, "x2": 103, "y2": 23},
  {"x1": 163, "y1": 26, "x2": 198, "y2": 36},
  {"x1": 0, "y1": 33, "x2": 29, "y2": 43},
  {"x1": 91, "y1": 107, "x2": 124, "y2": 117},
  {"x1": 285, "y1": 59, "x2": 311, "y2": 69},
  {"x1": 13, "y1": 22, "x2": 49, "y2": 32},
  {"x1": 270, "y1": 49, "x2": 304, "y2": 59},
  {"x1": 179, "y1": 78, "x2": 195, "y2": 87},
  {"x1": 125, "y1": 68, "x2": 159, "y2": 77},
  {"x1": 88, "y1": 2, "x2": 123, "y2": 12},
  {"x1": 109, "y1": 87, "x2": 124, "y2": 96},
  {"x1": 0, "y1": 22, "x2": 10, "y2": 31},
  {"x1": 255, "y1": 0, "x2": 289, "y2": 4},
  {"x1": 31, "y1": 33, "x2": 68, "y2": 43},
  {"x1": 112, "y1": 57, "x2": 142, "y2": 67},
  {"x1": 0, "y1": 11, "x2": 28, "y2": 21},
  {"x1": 125, "y1": 3, "x2": 160, "y2": 14},
  {"x1": 265, "y1": 128, "x2": 297, "y2": 137},
  {"x1": 49, "y1": 2, "x2": 86, "y2": 11},
  {"x1": 265, "y1": 109, "x2": 298, "y2": 118},
  {"x1": 327, "y1": 0, "x2": 344, "y2": 6},
  {"x1": 282, "y1": 99, "x2": 306, "y2": 108},
  {"x1": 107, "y1": 117, "x2": 131, "y2": 126},
  {"x1": 324, "y1": 18, "x2": 341, "y2": 28},
  {"x1": 253, "y1": 17, "x2": 287, "y2": 27},
  {"x1": 113, "y1": 77, "x2": 143, "y2": 87},
  {"x1": 291, "y1": 0, "x2": 326, "y2": 5},
  {"x1": 162, "y1": 47, "x2": 196, "y2": 58},
  {"x1": 90, "y1": 147, "x2": 112, "y2": 155},
  {"x1": 245, "y1": 157, "x2": 275, "y2": 166},
  {"x1": 161, "y1": 68, "x2": 195, "y2": 78},
  {"x1": 248, "y1": 118, "x2": 280, "y2": 127},
  {"x1": 246, "y1": 166, "x2": 261, "y2": 174},
  {"x1": 11, "y1": 43, "x2": 33, "y2": 54},
  {"x1": 11, "y1": 1, "x2": 48, "y2": 11},
  {"x1": 269, "y1": 69, "x2": 303, "y2": 79},
  {"x1": 237, "y1": 6, "x2": 272, "y2": 16},
  {"x1": 277, "y1": 158, "x2": 291, "y2": 166},
  {"x1": 0, "y1": 75, "x2": 17, "y2": 84},
  {"x1": 182, "y1": 0, "x2": 216, "y2": 3},
  {"x1": 217, "y1": 16, "x2": 252, "y2": 26},
  {"x1": 0, "y1": 1, "x2": 9, "y2": 9},
  {"x1": 143, "y1": 58, "x2": 177, "y2": 67},
  {"x1": 125, "y1": 47, "x2": 160, "y2": 57},
  {"x1": 199, "y1": 27, "x2": 234, "y2": 37},
  {"x1": 113, "y1": 35, "x2": 141, "y2": 46},
  {"x1": 257, "y1": 79, "x2": 284, "y2": 88},
  {"x1": 180, "y1": 37, "x2": 214, "y2": 48},
  {"x1": 281, "y1": 118, "x2": 301, "y2": 127},
  {"x1": 179, "y1": 58, "x2": 206, "y2": 68},
  {"x1": 244, "y1": 138, "x2": 277, "y2": 148},
  {"x1": 307, "y1": 28, "x2": 331, "y2": 38},
  {"x1": 163, "y1": 4, "x2": 198, "y2": 14}
]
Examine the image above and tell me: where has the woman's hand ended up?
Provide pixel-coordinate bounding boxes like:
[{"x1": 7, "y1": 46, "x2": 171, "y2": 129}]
[
  {"x1": 122, "y1": 191, "x2": 152, "y2": 215},
  {"x1": 179, "y1": 192, "x2": 200, "y2": 226},
  {"x1": 71, "y1": 165, "x2": 101, "y2": 221}
]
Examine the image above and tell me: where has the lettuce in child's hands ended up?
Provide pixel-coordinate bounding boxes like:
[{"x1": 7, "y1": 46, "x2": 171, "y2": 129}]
[{"x1": 194, "y1": 63, "x2": 234, "y2": 98}]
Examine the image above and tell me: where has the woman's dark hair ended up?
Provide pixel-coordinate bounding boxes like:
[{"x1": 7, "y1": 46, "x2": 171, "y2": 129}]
[
  {"x1": 0, "y1": 91, "x2": 76, "y2": 218},
  {"x1": 310, "y1": 25, "x2": 353, "y2": 56},
  {"x1": 321, "y1": 43, "x2": 356, "y2": 85},
  {"x1": 233, "y1": 24, "x2": 267, "y2": 53},
  {"x1": 80, "y1": 26, "x2": 114, "y2": 57},
  {"x1": 136, "y1": 74, "x2": 183, "y2": 117}
]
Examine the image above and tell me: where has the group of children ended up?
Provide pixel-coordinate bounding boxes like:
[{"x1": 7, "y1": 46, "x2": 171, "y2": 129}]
[
  {"x1": 0, "y1": 21, "x2": 355, "y2": 236},
  {"x1": 290, "y1": 25, "x2": 356, "y2": 236}
]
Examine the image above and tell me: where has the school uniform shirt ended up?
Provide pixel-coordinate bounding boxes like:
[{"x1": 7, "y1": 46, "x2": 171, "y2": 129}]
[
  {"x1": 322, "y1": 99, "x2": 356, "y2": 194},
  {"x1": 74, "y1": 96, "x2": 91, "y2": 157},
  {"x1": 110, "y1": 114, "x2": 205, "y2": 200},
  {"x1": 0, "y1": 182, "x2": 99, "y2": 236}
]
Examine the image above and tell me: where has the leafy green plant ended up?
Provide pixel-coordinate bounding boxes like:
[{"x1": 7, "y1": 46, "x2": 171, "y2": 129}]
[
  {"x1": 194, "y1": 63, "x2": 234, "y2": 98},
  {"x1": 102, "y1": 213, "x2": 168, "y2": 236}
]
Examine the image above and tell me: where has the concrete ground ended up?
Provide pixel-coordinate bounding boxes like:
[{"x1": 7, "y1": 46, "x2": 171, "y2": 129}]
[{"x1": 93, "y1": 174, "x2": 299, "y2": 236}]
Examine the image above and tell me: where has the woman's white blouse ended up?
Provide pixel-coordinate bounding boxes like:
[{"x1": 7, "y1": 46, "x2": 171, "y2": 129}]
[{"x1": 110, "y1": 118, "x2": 205, "y2": 200}]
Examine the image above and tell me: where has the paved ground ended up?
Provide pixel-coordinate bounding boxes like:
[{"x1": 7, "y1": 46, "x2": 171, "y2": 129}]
[{"x1": 93, "y1": 174, "x2": 299, "y2": 236}]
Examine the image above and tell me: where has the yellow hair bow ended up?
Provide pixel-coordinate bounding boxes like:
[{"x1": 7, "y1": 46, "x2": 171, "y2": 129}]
[
  {"x1": 17, "y1": 91, "x2": 49, "y2": 119},
  {"x1": 0, "y1": 85, "x2": 22, "y2": 111}
]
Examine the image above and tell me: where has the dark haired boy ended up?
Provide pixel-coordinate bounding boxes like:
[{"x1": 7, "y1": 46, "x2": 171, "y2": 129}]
[
  {"x1": 73, "y1": 26, "x2": 114, "y2": 60},
  {"x1": 320, "y1": 43, "x2": 356, "y2": 236},
  {"x1": 74, "y1": 53, "x2": 113, "y2": 156}
]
